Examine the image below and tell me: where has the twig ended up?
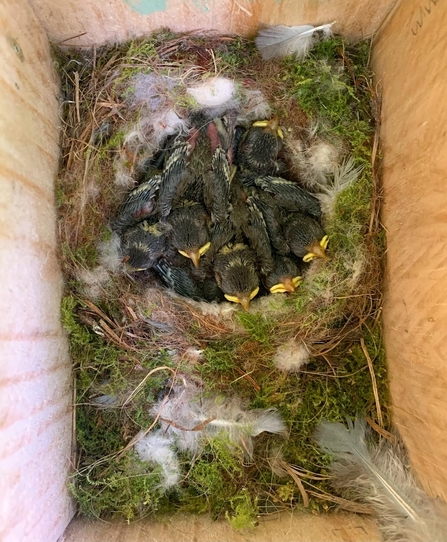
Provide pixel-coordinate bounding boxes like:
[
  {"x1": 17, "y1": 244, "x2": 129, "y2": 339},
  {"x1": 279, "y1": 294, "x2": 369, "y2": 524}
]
[
  {"x1": 306, "y1": 489, "x2": 374, "y2": 515},
  {"x1": 279, "y1": 460, "x2": 309, "y2": 507},
  {"x1": 83, "y1": 299, "x2": 117, "y2": 328},
  {"x1": 360, "y1": 337, "x2": 384, "y2": 428},
  {"x1": 366, "y1": 416, "x2": 396, "y2": 443},
  {"x1": 56, "y1": 32, "x2": 88, "y2": 45},
  {"x1": 74, "y1": 71, "x2": 81, "y2": 124},
  {"x1": 158, "y1": 416, "x2": 216, "y2": 432},
  {"x1": 99, "y1": 319, "x2": 135, "y2": 350},
  {"x1": 232, "y1": 367, "x2": 261, "y2": 391},
  {"x1": 121, "y1": 366, "x2": 173, "y2": 407}
]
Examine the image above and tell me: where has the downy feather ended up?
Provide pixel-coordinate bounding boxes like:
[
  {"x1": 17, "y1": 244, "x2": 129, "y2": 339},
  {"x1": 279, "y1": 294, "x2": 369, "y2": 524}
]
[
  {"x1": 134, "y1": 429, "x2": 181, "y2": 489},
  {"x1": 152, "y1": 382, "x2": 287, "y2": 456},
  {"x1": 316, "y1": 157, "x2": 363, "y2": 217},
  {"x1": 315, "y1": 418, "x2": 447, "y2": 542},
  {"x1": 256, "y1": 23, "x2": 334, "y2": 61}
]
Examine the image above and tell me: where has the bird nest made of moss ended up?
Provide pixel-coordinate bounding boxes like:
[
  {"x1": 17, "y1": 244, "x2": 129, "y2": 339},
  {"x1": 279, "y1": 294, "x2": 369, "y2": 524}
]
[{"x1": 56, "y1": 28, "x2": 388, "y2": 525}]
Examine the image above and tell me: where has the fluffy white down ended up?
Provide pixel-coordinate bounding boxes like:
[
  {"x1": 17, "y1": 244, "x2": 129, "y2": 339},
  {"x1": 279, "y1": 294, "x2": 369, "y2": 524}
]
[
  {"x1": 77, "y1": 266, "x2": 110, "y2": 300},
  {"x1": 151, "y1": 382, "x2": 287, "y2": 456},
  {"x1": 187, "y1": 77, "x2": 236, "y2": 107},
  {"x1": 97, "y1": 232, "x2": 123, "y2": 272},
  {"x1": 274, "y1": 338, "x2": 310, "y2": 372},
  {"x1": 239, "y1": 89, "x2": 272, "y2": 123},
  {"x1": 134, "y1": 430, "x2": 181, "y2": 489}
]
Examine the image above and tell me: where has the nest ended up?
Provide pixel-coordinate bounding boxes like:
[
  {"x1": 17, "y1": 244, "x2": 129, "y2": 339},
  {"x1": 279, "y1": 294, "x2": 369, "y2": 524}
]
[{"x1": 57, "y1": 30, "x2": 388, "y2": 524}]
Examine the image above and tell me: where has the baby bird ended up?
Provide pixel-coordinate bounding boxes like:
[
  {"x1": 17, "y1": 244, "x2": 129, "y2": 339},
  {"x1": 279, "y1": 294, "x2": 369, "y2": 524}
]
[
  {"x1": 158, "y1": 142, "x2": 191, "y2": 218},
  {"x1": 213, "y1": 243, "x2": 260, "y2": 310},
  {"x1": 166, "y1": 201, "x2": 211, "y2": 268},
  {"x1": 264, "y1": 256, "x2": 302, "y2": 294},
  {"x1": 283, "y1": 213, "x2": 329, "y2": 262},
  {"x1": 203, "y1": 147, "x2": 233, "y2": 223},
  {"x1": 112, "y1": 174, "x2": 162, "y2": 233},
  {"x1": 238, "y1": 118, "x2": 284, "y2": 175},
  {"x1": 121, "y1": 218, "x2": 171, "y2": 272},
  {"x1": 155, "y1": 258, "x2": 224, "y2": 303},
  {"x1": 252, "y1": 176, "x2": 322, "y2": 221}
]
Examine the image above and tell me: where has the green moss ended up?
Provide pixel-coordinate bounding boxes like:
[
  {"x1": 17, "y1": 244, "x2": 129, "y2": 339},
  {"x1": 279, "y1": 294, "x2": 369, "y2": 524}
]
[
  {"x1": 71, "y1": 453, "x2": 166, "y2": 520},
  {"x1": 226, "y1": 491, "x2": 258, "y2": 530},
  {"x1": 236, "y1": 312, "x2": 274, "y2": 344},
  {"x1": 281, "y1": 37, "x2": 374, "y2": 166},
  {"x1": 180, "y1": 435, "x2": 250, "y2": 519}
]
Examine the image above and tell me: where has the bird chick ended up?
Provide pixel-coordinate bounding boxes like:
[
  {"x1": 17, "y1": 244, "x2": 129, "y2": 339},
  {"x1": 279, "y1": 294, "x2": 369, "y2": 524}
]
[
  {"x1": 167, "y1": 201, "x2": 211, "y2": 267},
  {"x1": 121, "y1": 219, "x2": 171, "y2": 272},
  {"x1": 238, "y1": 118, "x2": 284, "y2": 175},
  {"x1": 203, "y1": 147, "x2": 233, "y2": 222},
  {"x1": 155, "y1": 258, "x2": 223, "y2": 302},
  {"x1": 283, "y1": 213, "x2": 329, "y2": 262},
  {"x1": 253, "y1": 175, "x2": 322, "y2": 220},
  {"x1": 112, "y1": 174, "x2": 162, "y2": 233},
  {"x1": 264, "y1": 256, "x2": 302, "y2": 294},
  {"x1": 213, "y1": 243, "x2": 260, "y2": 310},
  {"x1": 158, "y1": 142, "x2": 191, "y2": 218}
]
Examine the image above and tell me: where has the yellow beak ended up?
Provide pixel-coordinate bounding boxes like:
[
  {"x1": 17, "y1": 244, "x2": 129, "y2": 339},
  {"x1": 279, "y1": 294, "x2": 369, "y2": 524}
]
[
  {"x1": 178, "y1": 248, "x2": 200, "y2": 267},
  {"x1": 224, "y1": 287, "x2": 259, "y2": 310},
  {"x1": 270, "y1": 276, "x2": 302, "y2": 294},
  {"x1": 303, "y1": 236, "x2": 329, "y2": 262}
]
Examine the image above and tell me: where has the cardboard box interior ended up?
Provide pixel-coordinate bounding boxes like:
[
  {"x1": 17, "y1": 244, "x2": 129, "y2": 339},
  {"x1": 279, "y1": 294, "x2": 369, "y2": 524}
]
[{"x1": 0, "y1": 0, "x2": 446, "y2": 540}]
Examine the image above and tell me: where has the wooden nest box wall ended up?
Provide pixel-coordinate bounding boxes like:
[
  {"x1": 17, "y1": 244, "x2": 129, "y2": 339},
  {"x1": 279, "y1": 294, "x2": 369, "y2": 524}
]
[{"x1": 1, "y1": 0, "x2": 446, "y2": 540}]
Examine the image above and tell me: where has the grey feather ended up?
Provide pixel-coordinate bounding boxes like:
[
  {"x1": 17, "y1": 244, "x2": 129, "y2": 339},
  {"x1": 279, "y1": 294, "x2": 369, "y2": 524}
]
[
  {"x1": 256, "y1": 23, "x2": 334, "y2": 61},
  {"x1": 152, "y1": 382, "x2": 287, "y2": 457},
  {"x1": 316, "y1": 157, "x2": 363, "y2": 216},
  {"x1": 315, "y1": 418, "x2": 447, "y2": 542}
]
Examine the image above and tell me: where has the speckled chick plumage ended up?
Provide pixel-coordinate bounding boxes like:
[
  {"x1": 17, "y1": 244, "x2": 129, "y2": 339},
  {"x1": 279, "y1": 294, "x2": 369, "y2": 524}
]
[
  {"x1": 155, "y1": 257, "x2": 224, "y2": 302},
  {"x1": 166, "y1": 201, "x2": 211, "y2": 267},
  {"x1": 253, "y1": 176, "x2": 322, "y2": 220},
  {"x1": 283, "y1": 213, "x2": 328, "y2": 261},
  {"x1": 264, "y1": 256, "x2": 302, "y2": 293},
  {"x1": 113, "y1": 174, "x2": 162, "y2": 233},
  {"x1": 121, "y1": 218, "x2": 171, "y2": 271},
  {"x1": 213, "y1": 243, "x2": 260, "y2": 310},
  {"x1": 238, "y1": 118, "x2": 284, "y2": 175}
]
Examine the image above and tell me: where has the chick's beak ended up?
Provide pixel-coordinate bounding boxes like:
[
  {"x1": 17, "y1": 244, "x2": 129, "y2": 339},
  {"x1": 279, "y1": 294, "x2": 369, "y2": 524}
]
[
  {"x1": 179, "y1": 249, "x2": 201, "y2": 267},
  {"x1": 281, "y1": 277, "x2": 297, "y2": 292},
  {"x1": 239, "y1": 296, "x2": 251, "y2": 311},
  {"x1": 189, "y1": 250, "x2": 201, "y2": 268},
  {"x1": 303, "y1": 238, "x2": 329, "y2": 262}
]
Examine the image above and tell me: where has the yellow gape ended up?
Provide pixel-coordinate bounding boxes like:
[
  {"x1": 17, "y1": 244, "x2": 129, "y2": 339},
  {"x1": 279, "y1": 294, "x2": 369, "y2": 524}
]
[
  {"x1": 269, "y1": 276, "x2": 302, "y2": 294},
  {"x1": 224, "y1": 286, "x2": 260, "y2": 310},
  {"x1": 198, "y1": 241, "x2": 211, "y2": 255},
  {"x1": 252, "y1": 120, "x2": 284, "y2": 139},
  {"x1": 178, "y1": 242, "x2": 211, "y2": 267},
  {"x1": 303, "y1": 235, "x2": 329, "y2": 263}
]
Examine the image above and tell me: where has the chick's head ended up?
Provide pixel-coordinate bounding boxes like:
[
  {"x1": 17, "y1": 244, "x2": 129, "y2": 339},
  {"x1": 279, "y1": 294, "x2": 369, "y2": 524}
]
[
  {"x1": 214, "y1": 247, "x2": 260, "y2": 310},
  {"x1": 168, "y1": 204, "x2": 211, "y2": 267}
]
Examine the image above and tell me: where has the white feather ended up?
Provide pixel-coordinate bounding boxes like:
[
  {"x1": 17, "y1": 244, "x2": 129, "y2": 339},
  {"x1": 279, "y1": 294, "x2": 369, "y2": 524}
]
[
  {"x1": 134, "y1": 429, "x2": 181, "y2": 489},
  {"x1": 239, "y1": 89, "x2": 272, "y2": 124},
  {"x1": 152, "y1": 382, "x2": 287, "y2": 457},
  {"x1": 187, "y1": 77, "x2": 236, "y2": 108},
  {"x1": 97, "y1": 232, "x2": 123, "y2": 273},
  {"x1": 274, "y1": 339, "x2": 310, "y2": 372},
  {"x1": 316, "y1": 157, "x2": 363, "y2": 217},
  {"x1": 315, "y1": 418, "x2": 447, "y2": 542},
  {"x1": 114, "y1": 154, "x2": 136, "y2": 188},
  {"x1": 76, "y1": 265, "x2": 110, "y2": 300},
  {"x1": 256, "y1": 23, "x2": 335, "y2": 61}
]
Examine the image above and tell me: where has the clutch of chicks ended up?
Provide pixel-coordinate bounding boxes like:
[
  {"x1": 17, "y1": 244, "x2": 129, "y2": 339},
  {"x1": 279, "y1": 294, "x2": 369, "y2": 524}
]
[{"x1": 113, "y1": 102, "x2": 332, "y2": 312}]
